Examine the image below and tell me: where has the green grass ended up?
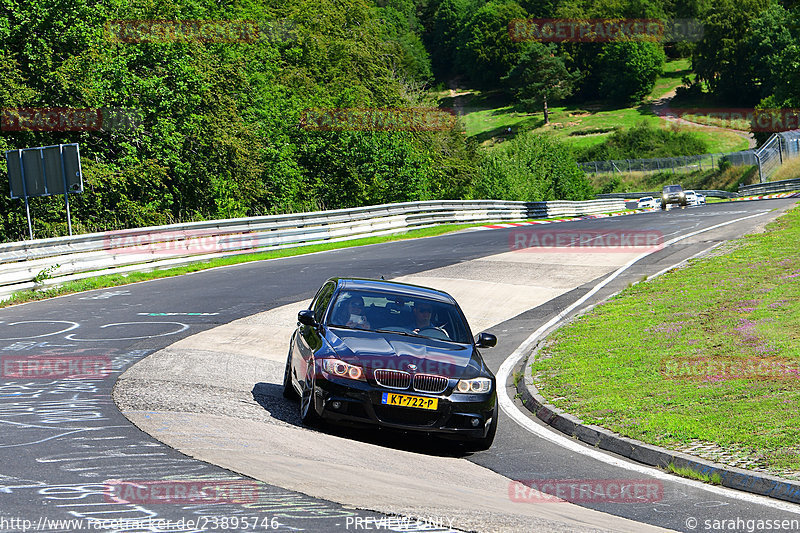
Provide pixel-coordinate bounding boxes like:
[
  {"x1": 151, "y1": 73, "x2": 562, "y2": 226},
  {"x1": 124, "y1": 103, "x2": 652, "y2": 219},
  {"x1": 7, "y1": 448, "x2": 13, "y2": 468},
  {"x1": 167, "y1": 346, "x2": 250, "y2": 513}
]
[
  {"x1": 531, "y1": 204, "x2": 800, "y2": 476},
  {"x1": 451, "y1": 59, "x2": 747, "y2": 154},
  {"x1": 667, "y1": 463, "x2": 723, "y2": 485},
  {"x1": 772, "y1": 158, "x2": 800, "y2": 181},
  {"x1": 648, "y1": 58, "x2": 691, "y2": 100},
  {"x1": 1, "y1": 223, "x2": 484, "y2": 308},
  {"x1": 684, "y1": 127, "x2": 749, "y2": 152}
]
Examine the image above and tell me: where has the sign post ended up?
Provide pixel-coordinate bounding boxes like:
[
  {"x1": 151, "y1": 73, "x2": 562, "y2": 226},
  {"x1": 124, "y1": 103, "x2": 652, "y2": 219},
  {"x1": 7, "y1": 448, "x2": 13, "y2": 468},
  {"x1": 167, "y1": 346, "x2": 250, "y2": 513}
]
[{"x1": 4, "y1": 143, "x2": 83, "y2": 239}]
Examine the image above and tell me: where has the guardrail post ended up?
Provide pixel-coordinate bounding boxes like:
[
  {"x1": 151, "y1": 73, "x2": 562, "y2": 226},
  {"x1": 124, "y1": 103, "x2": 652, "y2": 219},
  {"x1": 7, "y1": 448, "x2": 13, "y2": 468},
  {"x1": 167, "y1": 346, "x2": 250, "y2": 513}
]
[{"x1": 755, "y1": 152, "x2": 764, "y2": 183}]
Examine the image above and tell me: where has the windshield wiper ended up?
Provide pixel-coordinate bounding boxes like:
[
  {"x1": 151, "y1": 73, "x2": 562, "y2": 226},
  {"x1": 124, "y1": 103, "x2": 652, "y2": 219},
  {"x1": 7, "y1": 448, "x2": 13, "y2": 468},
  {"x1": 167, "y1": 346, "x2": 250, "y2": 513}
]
[{"x1": 373, "y1": 329, "x2": 418, "y2": 338}]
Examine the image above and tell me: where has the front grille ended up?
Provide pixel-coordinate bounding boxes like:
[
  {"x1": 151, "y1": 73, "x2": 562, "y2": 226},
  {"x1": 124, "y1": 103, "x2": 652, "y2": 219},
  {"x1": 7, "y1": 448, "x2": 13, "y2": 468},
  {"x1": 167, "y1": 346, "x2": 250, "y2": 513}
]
[
  {"x1": 413, "y1": 374, "x2": 448, "y2": 393},
  {"x1": 374, "y1": 369, "x2": 410, "y2": 389},
  {"x1": 374, "y1": 406, "x2": 439, "y2": 427}
]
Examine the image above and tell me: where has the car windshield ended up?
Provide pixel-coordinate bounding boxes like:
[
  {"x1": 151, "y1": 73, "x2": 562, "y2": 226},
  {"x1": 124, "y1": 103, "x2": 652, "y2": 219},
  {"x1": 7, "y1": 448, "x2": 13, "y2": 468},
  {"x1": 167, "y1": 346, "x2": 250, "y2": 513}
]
[
  {"x1": 664, "y1": 185, "x2": 682, "y2": 192},
  {"x1": 327, "y1": 289, "x2": 472, "y2": 343},
  {"x1": 639, "y1": 197, "x2": 653, "y2": 202}
]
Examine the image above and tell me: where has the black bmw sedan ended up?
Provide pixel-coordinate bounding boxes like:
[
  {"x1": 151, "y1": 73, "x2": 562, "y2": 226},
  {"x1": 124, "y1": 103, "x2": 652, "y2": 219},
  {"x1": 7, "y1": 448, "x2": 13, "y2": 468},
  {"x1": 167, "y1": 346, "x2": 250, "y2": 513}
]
[{"x1": 283, "y1": 278, "x2": 498, "y2": 450}]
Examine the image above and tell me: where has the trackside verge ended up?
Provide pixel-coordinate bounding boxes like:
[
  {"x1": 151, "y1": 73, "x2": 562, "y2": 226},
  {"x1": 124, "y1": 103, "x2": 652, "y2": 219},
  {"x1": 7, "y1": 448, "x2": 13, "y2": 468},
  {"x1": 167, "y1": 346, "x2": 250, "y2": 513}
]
[{"x1": 514, "y1": 356, "x2": 800, "y2": 504}]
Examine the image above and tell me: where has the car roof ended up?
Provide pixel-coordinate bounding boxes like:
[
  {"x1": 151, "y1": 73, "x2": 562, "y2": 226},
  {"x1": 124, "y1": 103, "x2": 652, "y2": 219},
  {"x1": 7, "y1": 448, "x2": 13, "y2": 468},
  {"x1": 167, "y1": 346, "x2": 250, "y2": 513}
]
[{"x1": 332, "y1": 278, "x2": 456, "y2": 303}]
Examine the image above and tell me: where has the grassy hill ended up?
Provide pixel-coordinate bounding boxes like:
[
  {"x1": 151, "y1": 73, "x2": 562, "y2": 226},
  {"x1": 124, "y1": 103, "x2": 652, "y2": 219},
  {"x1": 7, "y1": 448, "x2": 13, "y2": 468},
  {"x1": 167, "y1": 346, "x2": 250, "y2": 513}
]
[{"x1": 443, "y1": 60, "x2": 750, "y2": 155}]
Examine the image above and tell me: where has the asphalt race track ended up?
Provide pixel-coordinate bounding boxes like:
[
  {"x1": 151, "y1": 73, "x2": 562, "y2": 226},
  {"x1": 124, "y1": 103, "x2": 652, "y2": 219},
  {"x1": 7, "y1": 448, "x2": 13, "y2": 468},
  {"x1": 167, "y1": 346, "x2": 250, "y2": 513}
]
[{"x1": 1, "y1": 199, "x2": 799, "y2": 533}]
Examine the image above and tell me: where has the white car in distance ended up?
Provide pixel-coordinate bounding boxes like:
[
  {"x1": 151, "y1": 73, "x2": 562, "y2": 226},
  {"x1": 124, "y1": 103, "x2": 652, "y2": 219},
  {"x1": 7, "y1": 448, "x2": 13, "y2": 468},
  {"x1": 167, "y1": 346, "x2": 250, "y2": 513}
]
[
  {"x1": 637, "y1": 196, "x2": 657, "y2": 209},
  {"x1": 684, "y1": 190, "x2": 699, "y2": 206},
  {"x1": 695, "y1": 193, "x2": 706, "y2": 205}
]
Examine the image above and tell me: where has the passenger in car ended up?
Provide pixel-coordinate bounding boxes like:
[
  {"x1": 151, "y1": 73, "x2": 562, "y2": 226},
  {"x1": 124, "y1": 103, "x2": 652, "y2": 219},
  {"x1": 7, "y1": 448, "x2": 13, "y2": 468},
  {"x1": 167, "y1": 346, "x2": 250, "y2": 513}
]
[{"x1": 334, "y1": 296, "x2": 371, "y2": 329}]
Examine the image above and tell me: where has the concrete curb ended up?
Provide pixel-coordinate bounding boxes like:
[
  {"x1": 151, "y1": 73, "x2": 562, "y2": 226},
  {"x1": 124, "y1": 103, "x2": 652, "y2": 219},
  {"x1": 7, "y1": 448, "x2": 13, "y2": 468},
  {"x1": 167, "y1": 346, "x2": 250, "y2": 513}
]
[{"x1": 513, "y1": 353, "x2": 800, "y2": 505}]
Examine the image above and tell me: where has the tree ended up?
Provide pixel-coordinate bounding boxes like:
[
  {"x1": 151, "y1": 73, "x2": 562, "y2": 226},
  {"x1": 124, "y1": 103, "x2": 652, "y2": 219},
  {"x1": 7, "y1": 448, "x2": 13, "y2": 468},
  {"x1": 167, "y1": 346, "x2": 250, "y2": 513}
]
[
  {"x1": 692, "y1": 0, "x2": 770, "y2": 105},
  {"x1": 597, "y1": 40, "x2": 666, "y2": 103},
  {"x1": 741, "y1": 2, "x2": 799, "y2": 105},
  {"x1": 503, "y1": 42, "x2": 580, "y2": 124},
  {"x1": 425, "y1": 0, "x2": 480, "y2": 79},
  {"x1": 458, "y1": 1, "x2": 527, "y2": 87}
]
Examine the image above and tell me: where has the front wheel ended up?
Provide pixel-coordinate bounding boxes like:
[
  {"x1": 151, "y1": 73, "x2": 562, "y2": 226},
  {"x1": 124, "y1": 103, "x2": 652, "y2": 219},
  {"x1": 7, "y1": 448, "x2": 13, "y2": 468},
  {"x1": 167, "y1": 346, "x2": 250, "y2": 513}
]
[
  {"x1": 299, "y1": 360, "x2": 320, "y2": 426},
  {"x1": 282, "y1": 341, "x2": 298, "y2": 400}
]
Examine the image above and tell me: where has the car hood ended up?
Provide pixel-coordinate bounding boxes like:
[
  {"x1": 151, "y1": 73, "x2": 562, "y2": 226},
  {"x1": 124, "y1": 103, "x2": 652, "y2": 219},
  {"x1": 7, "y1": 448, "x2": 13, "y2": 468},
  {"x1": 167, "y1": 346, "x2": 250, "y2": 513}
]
[{"x1": 327, "y1": 328, "x2": 478, "y2": 378}]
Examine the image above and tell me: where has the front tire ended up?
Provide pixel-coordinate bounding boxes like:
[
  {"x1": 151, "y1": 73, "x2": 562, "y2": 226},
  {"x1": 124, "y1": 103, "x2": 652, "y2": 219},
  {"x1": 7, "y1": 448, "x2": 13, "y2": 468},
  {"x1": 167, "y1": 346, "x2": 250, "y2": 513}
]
[
  {"x1": 299, "y1": 360, "x2": 320, "y2": 426},
  {"x1": 282, "y1": 341, "x2": 298, "y2": 400}
]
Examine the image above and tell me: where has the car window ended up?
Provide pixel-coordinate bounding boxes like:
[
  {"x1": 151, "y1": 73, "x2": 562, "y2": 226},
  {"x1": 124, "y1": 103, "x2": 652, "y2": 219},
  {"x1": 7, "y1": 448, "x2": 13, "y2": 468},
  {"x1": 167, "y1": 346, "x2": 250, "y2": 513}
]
[
  {"x1": 312, "y1": 282, "x2": 335, "y2": 322},
  {"x1": 327, "y1": 289, "x2": 472, "y2": 343},
  {"x1": 664, "y1": 185, "x2": 682, "y2": 192}
]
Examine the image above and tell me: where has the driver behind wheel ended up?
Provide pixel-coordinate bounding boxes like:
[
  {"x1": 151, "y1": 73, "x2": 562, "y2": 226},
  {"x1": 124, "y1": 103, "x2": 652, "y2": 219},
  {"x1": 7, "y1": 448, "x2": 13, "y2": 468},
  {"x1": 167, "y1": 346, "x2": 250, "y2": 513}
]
[{"x1": 411, "y1": 302, "x2": 449, "y2": 338}]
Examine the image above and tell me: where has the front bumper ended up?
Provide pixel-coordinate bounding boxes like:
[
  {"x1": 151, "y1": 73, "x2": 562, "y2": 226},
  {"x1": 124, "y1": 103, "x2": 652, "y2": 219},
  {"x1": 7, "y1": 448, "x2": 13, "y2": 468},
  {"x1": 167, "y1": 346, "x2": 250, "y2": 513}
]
[{"x1": 312, "y1": 375, "x2": 497, "y2": 439}]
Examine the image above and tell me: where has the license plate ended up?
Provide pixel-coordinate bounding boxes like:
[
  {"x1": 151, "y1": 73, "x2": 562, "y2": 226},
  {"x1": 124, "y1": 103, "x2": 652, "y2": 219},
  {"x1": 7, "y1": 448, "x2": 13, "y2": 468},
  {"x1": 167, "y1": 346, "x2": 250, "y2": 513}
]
[{"x1": 381, "y1": 392, "x2": 438, "y2": 410}]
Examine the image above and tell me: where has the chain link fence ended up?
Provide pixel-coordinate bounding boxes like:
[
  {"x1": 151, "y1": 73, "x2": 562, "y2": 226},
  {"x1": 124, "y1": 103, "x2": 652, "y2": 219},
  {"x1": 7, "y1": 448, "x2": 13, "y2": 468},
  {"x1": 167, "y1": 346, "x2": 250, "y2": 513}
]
[
  {"x1": 579, "y1": 130, "x2": 800, "y2": 183},
  {"x1": 754, "y1": 130, "x2": 800, "y2": 182},
  {"x1": 579, "y1": 150, "x2": 756, "y2": 175}
]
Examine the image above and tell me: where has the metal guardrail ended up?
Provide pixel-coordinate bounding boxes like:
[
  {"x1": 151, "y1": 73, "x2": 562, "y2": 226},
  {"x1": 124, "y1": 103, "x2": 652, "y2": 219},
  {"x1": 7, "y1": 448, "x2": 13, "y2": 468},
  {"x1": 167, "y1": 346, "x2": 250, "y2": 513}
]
[
  {"x1": 0, "y1": 198, "x2": 625, "y2": 301},
  {"x1": 597, "y1": 189, "x2": 738, "y2": 199},
  {"x1": 739, "y1": 178, "x2": 800, "y2": 195}
]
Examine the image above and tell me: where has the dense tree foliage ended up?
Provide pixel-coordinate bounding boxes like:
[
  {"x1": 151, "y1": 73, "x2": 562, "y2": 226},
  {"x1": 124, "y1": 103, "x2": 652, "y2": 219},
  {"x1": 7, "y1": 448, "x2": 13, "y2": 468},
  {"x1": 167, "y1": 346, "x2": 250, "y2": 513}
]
[
  {"x1": 691, "y1": 0, "x2": 770, "y2": 105},
  {"x1": 0, "y1": 0, "x2": 478, "y2": 240},
  {"x1": 2, "y1": 0, "x2": 798, "y2": 242},
  {"x1": 457, "y1": 1, "x2": 527, "y2": 86},
  {"x1": 597, "y1": 41, "x2": 666, "y2": 103}
]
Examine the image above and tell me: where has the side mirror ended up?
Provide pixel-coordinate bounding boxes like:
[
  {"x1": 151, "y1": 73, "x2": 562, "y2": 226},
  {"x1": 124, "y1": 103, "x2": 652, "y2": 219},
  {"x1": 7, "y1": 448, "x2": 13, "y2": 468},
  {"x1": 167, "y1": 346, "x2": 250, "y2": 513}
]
[
  {"x1": 298, "y1": 309, "x2": 317, "y2": 327},
  {"x1": 475, "y1": 332, "x2": 497, "y2": 348}
]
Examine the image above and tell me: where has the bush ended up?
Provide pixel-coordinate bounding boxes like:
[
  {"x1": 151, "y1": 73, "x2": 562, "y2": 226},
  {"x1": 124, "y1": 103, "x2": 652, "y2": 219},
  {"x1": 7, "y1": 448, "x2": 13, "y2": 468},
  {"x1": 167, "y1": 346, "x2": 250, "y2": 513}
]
[
  {"x1": 577, "y1": 122, "x2": 708, "y2": 161},
  {"x1": 473, "y1": 132, "x2": 593, "y2": 201}
]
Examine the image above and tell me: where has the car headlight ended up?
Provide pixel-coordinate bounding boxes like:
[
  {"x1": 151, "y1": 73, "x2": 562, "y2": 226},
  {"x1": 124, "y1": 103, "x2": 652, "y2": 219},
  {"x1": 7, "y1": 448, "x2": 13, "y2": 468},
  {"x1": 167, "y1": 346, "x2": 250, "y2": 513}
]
[
  {"x1": 322, "y1": 359, "x2": 365, "y2": 381},
  {"x1": 455, "y1": 377, "x2": 492, "y2": 393}
]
